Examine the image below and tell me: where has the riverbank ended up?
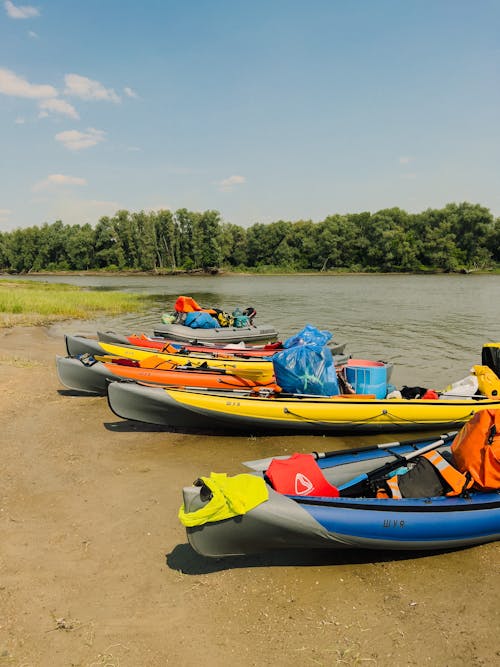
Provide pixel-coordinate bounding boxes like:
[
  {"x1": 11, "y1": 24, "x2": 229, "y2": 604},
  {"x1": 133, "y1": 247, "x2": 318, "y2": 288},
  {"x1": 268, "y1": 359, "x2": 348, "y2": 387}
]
[
  {"x1": 3, "y1": 266, "x2": 500, "y2": 278},
  {"x1": 1, "y1": 325, "x2": 499, "y2": 665}
]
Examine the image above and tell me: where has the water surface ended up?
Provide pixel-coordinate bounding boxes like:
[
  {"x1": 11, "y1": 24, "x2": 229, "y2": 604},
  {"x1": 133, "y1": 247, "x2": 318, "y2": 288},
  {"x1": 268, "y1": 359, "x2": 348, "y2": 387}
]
[{"x1": 30, "y1": 273, "x2": 500, "y2": 389}]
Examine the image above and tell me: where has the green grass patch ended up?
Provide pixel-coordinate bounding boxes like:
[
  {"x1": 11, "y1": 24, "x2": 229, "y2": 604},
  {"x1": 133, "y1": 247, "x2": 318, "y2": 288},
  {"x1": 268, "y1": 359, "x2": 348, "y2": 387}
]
[{"x1": 0, "y1": 280, "x2": 145, "y2": 327}]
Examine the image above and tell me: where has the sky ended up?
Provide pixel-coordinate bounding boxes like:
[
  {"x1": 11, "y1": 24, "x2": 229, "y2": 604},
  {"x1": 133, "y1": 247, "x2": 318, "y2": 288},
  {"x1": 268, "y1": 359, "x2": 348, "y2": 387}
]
[{"x1": 1, "y1": 0, "x2": 500, "y2": 232}]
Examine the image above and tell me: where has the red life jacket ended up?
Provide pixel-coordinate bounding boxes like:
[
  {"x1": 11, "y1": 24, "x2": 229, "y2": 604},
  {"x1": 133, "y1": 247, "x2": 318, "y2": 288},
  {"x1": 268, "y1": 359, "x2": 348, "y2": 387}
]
[{"x1": 266, "y1": 453, "x2": 340, "y2": 497}]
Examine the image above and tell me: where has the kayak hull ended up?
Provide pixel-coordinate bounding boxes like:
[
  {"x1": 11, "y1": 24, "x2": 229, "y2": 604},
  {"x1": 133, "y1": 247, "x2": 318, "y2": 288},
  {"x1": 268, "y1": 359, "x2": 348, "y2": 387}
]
[
  {"x1": 153, "y1": 322, "x2": 279, "y2": 344},
  {"x1": 56, "y1": 355, "x2": 278, "y2": 395},
  {"x1": 97, "y1": 330, "x2": 348, "y2": 358},
  {"x1": 64, "y1": 335, "x2": 275, "y2": 383},
  {"x1": 106, "y1": 381, "x2": 500, "y2": 434},
  {"x1": 181, "y1": 438, "x2": 500, "y2": 557}
]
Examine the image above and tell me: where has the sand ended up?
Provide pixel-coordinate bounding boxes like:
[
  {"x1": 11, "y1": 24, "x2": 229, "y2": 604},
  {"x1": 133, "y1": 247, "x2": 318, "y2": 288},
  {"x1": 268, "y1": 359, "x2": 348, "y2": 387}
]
[{"x1": 0, "y1": 325, "x2": 498, "y2": 667}]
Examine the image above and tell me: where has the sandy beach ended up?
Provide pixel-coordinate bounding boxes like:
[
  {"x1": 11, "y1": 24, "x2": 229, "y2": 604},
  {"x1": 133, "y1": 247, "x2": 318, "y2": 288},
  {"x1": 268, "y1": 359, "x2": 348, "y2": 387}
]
[{"x1": 0, "y1": 325, "x2": 499, "y2": 667}]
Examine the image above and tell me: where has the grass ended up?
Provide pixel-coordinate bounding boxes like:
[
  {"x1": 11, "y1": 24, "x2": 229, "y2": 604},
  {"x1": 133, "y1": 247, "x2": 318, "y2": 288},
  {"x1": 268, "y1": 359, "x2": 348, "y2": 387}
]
[{"x1": 0, "y1": 279, "x2": 145, "y2": 328}]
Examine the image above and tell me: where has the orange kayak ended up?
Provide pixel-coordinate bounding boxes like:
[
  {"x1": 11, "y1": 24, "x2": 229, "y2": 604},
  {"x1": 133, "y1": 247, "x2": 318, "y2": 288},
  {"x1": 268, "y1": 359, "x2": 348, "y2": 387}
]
[{"x1": 56, "y1": 353, "x2": 281, "y2": 395}]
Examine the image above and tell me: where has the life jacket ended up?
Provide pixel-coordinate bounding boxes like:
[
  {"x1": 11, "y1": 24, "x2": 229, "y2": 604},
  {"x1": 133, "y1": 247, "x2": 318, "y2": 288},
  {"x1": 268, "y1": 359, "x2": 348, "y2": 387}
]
[
  {"x1": 377, "y1": 450, "x2": 474, "y2": 499},
  {"x1": 265, "y1": 453, "x2": 340, "y2": 497},
  {"x1": 450, "y1": 409, "x2": 500, "y2": 491},
  {"x1": 174, "y1": 295, "x2": 216, "y2": 315}
]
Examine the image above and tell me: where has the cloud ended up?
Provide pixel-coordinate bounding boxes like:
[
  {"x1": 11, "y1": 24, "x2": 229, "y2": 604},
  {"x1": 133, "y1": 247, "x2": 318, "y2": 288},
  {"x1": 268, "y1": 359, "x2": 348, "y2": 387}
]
[
  {"x1": 399, "y1": 156, "x2": 413, "y2": 165},
  {"x1": 0, "y1": 67, "x2": 56, "y2": 99},
  {"x1": 28, "y1": 30, "x2": 38, "y2": 37},
  {"x1": 4, "y1": 0, "x2": 39, "y2": 19},
  {"x1": 55, "y1": 127, "x2": 106, "y2": 150},
  {"x1": 64, "y1": 73, "x2": 120, "y2": 103},
  {"x1": 124, "y1": 86, "x2": 138, "y2": 98},
  {"x1": 0, "y1": 208, "x2": 12, "y2": 223},
  {"x1": 38, "y1": 97, "x2": 79, "y2": 119},
  {"x1": 33, "y1": 173, "x2": 87, "y2": 192},
  {"x1": 216, "y1": 174, "x2": 246, "y2": 192},
  {"x1": 0, "y1": 68, "x2": 80, "y2": 119},
  {"x1": 14, "y1": 116, "x2": 25, "y2": 124}
]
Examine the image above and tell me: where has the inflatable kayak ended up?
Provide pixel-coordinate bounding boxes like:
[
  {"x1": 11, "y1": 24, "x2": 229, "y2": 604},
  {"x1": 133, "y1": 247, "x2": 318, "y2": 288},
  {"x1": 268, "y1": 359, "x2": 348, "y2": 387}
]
[
  {"x1": 180, "y1": 433, "x2": 500, "y2": 557},
  {"x1": 97, "y1": 330, "x2": 348, "y2": 358},
  {"x1": 64, "y1": 335, "x2": 276, "y2": 383},
  {"x1": 56, "y1": 354, "x2": 281, "y2": 395},
  {"x1": 152, "y1": 321, "x2": 279, "y2": 345},
  {"x1": 106, "y1": 381, "x2": 500, "y2": 434}
]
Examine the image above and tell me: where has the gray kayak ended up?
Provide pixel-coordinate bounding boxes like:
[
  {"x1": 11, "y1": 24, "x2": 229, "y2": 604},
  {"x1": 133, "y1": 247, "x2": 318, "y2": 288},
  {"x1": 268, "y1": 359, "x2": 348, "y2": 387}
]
[
  {"x1": 153, "y1": 321, "x2": 279, "y2": 344},
  {"x1": 56, "y1": 354, "x2": 113, "y2": 394},
  {"x1": 65, "y1": 334, "x2": 108, "y2": 358}
]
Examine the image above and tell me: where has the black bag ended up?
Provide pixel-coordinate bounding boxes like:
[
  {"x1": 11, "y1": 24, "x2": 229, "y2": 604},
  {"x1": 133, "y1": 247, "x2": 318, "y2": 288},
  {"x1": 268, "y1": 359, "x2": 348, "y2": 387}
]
[
  {"x1": 378, "y1": 456, "x2": 450, "y2": 498},
  {"x1": 401, "y1": 385, "x2": 428, "y2": 399}
]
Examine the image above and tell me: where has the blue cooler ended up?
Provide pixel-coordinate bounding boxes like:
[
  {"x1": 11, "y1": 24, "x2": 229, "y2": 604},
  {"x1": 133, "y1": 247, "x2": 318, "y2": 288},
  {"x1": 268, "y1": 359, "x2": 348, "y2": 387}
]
[{"x1": 346, "y1": 360, "x2": 388, "y2": 399}]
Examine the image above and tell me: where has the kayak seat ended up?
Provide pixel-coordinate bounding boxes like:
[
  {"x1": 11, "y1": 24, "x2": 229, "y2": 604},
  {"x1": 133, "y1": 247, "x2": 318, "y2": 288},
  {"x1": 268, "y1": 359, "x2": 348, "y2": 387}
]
[{"x1": 265, "y1": 453, "x2": 340, "y2": 497}]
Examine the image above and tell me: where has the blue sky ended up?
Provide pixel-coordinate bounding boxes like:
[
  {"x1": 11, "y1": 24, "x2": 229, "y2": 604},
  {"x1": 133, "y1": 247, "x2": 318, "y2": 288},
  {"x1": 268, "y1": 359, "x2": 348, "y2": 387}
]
[{"x1": 1, "y1": 0, "x2": 499, "y2": 231}]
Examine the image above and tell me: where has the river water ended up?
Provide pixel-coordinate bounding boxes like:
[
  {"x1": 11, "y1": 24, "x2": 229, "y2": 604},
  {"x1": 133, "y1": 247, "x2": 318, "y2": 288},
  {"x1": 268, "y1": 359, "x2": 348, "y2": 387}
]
[{"x1": 30, "y1": 273, "x2": 499, "y2": 390}]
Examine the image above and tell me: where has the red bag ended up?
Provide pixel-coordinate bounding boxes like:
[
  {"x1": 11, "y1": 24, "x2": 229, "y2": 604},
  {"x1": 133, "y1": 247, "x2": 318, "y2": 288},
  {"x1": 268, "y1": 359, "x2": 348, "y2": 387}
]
[{"x1": 266, "y1": 453, "x2": 339, "y2": 497}]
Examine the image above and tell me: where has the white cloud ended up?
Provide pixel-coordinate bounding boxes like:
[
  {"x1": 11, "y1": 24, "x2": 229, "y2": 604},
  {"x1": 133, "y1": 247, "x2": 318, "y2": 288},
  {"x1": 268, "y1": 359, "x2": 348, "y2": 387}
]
[
  {"x1": 55, "y1": 127, "x2": 106, "y2": 151},
  {"x1": 28, "y1": 29, "x2": 38, "y2": 37},
  {"x1": 4, "y1": 1, "x2": 39, "y2": 19},
  {"x1": 124, "y1": 86, "x2": 138, "y2": 98},
  {"x1": 64, "y1": 73, "x2": 120, "y2": 103},
  {"x1": 14, "y1": 116, "x2": 25, "y2": 124},
  {"x1": 0, "y1": 68, "x2": 80, "y2": 119},
  {"x1": 399, "y1": 156, "x2": 413, "y2": 165},
  {"x1": 38, "y1": 97, "x2": 79, "y2": 119},
  {"x1": 217, "y1": 174, "x2": 246, "y2": 192},
  {"x1": 0, "y1": 67, "x2": 56, "y2": 99},
  {"x1": 33, "y1": 173, "x2": 87, "y2": 192},
  {"x1": 0, "y1": 208, "x2": 12, "y2": 223},
  {"x1": 400, "y1": 172, "x2": 417, "y2": 180}
]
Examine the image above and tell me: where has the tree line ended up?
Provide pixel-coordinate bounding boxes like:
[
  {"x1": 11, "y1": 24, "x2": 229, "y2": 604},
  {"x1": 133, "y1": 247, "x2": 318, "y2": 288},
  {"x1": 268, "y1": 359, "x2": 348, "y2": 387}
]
[{"x1": 1, "y1": 202, "x2": 499, "y2": 274}]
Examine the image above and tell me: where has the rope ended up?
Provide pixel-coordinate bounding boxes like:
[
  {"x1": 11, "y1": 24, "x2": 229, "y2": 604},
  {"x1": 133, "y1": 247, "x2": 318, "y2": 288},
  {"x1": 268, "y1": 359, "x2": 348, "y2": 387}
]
[{"x1": 282, "y1": 406, "x2": 477, "y2": 428}]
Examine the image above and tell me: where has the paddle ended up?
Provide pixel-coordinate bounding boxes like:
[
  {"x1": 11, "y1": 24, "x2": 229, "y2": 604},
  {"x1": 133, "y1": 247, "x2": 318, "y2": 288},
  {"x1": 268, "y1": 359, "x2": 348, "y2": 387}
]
[
  {"x1": 337, "y1": 435, "x2": 451, "y2": 497},
  {"x1": 243, "y1": 431, "x2": 458, "y2": 472}
]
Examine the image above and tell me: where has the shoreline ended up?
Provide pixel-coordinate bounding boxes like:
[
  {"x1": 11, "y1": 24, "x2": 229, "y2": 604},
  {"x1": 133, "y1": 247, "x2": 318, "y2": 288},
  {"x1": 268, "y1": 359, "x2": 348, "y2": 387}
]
[
  {"x1": 2, "y1": 267, "x2": 499, "y2": 279},
  {"x1": 0, "y1": 324, "x2": 498, "y2": 665}
]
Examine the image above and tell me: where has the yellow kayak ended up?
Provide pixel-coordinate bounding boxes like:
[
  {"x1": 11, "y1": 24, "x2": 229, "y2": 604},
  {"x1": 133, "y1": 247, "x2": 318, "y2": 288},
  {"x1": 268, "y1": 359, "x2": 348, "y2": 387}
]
[{"x1": 106, "y1": 381, "x2": 500, "y2": 434}]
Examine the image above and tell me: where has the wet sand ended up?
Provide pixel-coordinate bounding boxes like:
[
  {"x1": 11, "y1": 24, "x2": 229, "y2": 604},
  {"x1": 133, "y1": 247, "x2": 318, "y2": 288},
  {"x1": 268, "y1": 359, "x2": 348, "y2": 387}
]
[{"x1": 0, "y1": 326, "x2": 499, "y2": 666}]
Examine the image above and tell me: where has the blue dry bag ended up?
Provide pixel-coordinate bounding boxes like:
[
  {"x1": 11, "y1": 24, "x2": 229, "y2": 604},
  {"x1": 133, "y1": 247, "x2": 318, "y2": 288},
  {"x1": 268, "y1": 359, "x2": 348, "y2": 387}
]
[{"x1": 184, "y1": 311, "x2": 218, "y2": 329}]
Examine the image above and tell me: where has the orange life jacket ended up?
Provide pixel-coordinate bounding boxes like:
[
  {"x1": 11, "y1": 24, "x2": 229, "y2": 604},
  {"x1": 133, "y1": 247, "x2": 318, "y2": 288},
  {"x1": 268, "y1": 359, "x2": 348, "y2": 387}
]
[
  {"x1": 451, "y1": 409, "x2": 500, "y2": 491},
  {"x1": 174, "y1": 295, "x2": 216, "y2": 314},
  {"x1": 377, "y1": 450, "x2": 474, "y2": 499},
  {"x1": 266, "y1": 453, "x2": 340, "y2": 497}
]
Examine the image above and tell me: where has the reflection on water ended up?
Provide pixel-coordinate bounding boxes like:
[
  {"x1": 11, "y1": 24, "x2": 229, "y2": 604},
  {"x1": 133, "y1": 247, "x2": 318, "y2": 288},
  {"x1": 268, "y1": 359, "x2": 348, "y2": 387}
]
[{"x1": 26, "y1": 273, "x2": 500, "y2": 389}]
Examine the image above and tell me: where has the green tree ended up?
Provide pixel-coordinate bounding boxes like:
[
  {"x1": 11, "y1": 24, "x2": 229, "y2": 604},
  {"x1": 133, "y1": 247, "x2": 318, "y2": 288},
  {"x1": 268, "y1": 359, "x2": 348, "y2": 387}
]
[
  {"x1": 220, "y1": 222, "x2": 248, "y2": 267},
  {"x1": 154, "y1": 209, "x2": 179, "y2": 270},
  {"x1": 197, "y1": 210, "x2": 222, "y2": 270},
  {"x1": 94, "y1": 216, "x2": 125, "y2": 269}
]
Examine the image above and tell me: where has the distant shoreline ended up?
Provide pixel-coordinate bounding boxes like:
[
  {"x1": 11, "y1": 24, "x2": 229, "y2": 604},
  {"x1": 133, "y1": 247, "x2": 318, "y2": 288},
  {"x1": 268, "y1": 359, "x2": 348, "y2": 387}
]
[{"x1": 2, "y1": 267, "x2": 498, "y2": 278}]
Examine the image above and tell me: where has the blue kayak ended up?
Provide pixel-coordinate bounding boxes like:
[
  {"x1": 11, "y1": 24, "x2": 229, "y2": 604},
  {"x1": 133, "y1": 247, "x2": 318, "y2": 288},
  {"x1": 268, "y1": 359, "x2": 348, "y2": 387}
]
[{"x1": 180, "y1": 433, "x2": 500, "y2": 557}]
